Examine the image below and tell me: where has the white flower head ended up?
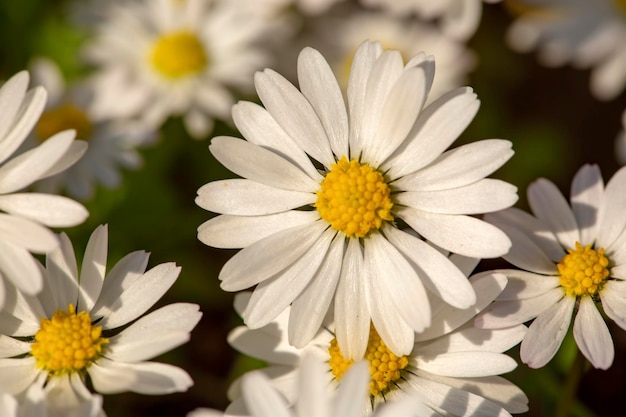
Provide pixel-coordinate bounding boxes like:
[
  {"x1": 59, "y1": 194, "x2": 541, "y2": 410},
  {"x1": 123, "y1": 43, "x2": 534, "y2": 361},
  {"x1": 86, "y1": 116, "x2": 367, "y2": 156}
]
[
  {"x1": 0, "y1": 225, "x2": 201, "y2": 414},
  {"x1": 28, "y1": 57, "x2": 154, "y2": 200},
  {"x1": 84, "y1": 0, "x2": 283, "y2": 139},
  {"x1": 358, "y1": 0, "x2": 502, "y2": 40},
  {"x1": 0, "y1": 71, "x2": 88, "y2": 306},
  {"x1": 307, "y1": 9, "x2": 476, "y2": 101},
  {"x1": 197, "y1": 41, "x2": 517, "y2": 358},
  {"x1": 477, "y1": 164, "x2": 626, "y2": 369},
  {"x1": 226, "y1": 269, "x2": 528, "y2": 417},
  {"x1": 506, "y1": 0, "x2": 626, "y2": 100}
]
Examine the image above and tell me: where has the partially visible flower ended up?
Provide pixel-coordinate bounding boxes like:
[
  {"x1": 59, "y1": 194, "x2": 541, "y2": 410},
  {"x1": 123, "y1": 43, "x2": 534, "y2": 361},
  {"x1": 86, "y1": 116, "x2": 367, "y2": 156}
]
[
  {"x1": 84, "y1": 0, "x2": 285, "y2": 138},
  {"x1": 226, "y1": 268, "x2": 528, "y2": 416},
  {"x1": 0, "y1": 385, "x2": 103, "y2": 417},
  {"x1": 0, "y1": 225, "x2": 201, "y2": 414},
  {"x1": 359, "y1": 0, "x2": 502, "y2": 40},
  {"x1": 197, "y1": 41, "x2": 517, "y2": 358},
  {"x1": 506, "y1": 0, "x2": 626, "y2": 100},
  {"x1": 28, "y1": 58, "x2": 154, "y2": 200},
  {"x1": 616, "y1": 109, "x2": 626, "y2": 164},
  {"x1": 307, "y1": 9, "x2": 476, "y2": 100},
  {"x1": 477, "y1": 164, "x2": 626, "y2": 369},
  {"x1": 0, "y1": 71, "x2": 88, "y2": 306}
]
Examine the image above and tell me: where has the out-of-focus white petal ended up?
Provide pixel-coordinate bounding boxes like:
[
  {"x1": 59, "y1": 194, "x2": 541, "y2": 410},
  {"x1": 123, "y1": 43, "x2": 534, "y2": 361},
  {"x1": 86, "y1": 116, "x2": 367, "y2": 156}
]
[{"x1": 573, "y1": 297, "x2": 614, "y2": 369}]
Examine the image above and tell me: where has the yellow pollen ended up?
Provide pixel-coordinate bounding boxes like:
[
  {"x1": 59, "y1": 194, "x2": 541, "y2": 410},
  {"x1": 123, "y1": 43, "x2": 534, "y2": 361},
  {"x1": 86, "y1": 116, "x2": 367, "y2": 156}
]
[
  {"x1": 558, "y1": 242, "x2": 610, "y2": 298},
  {"x1": 30, "y1": 304, "x2": 108, "y2": 375},
  {"x1": 328, "y1": 325, "x2": 409, "y2": 397},
  {"x1": 35, "y1": 103, "x2": 93, "y2": 141},
  {"x1": 315, "y1": 156, "x2": 393, "y2": 238},
  {"x1": 150, "y1": 31, "x2": 208, "y2": 79}
]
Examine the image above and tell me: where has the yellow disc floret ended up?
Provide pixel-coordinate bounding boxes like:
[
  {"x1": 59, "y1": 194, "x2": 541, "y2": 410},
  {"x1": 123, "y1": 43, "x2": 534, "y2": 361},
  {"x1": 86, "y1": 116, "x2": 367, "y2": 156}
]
[
  {"x1": 150, "y1": 31, "x2": 208, "y2": 79},
  {"x1": 35, "y1": 103, "x2": 93, "y2": 141},
  {"x1": 316, "y1": 156, "x2": 393, "y2": 238},
  {"x1": 558, "y1": 242, "x2": 610, "y2": 297},
  {"x1": 30, "y1": 304, "x2": 108, "y2": 375},
  {"x1": 328, "y1": 325, "x2": 409, "y2": 397}
]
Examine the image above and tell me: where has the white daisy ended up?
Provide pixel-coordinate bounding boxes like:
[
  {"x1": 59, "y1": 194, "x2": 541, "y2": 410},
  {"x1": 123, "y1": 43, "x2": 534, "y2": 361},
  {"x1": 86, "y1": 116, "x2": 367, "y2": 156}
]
[
  {"x1": 358, "y1": 0, "x2": 502, "y2": 40},
  {"x1": 0, "y1": 224, "x2": 201, "y2": 413},
  {"x1": 28, "y1": 57, "x2": 154, "y2": 200},
  {"x1": 196, "y1": 41, "x2": 517, "y2": 358},
  {"x1": 506, "y1": 0, "x2": 626, "y2": 100},
  {"x1": 226, "y1": 270, "x2": 528, "y2": 416},
  {"x1": 84, "y1": 0, "x2": 282, "y2": 138},
  {"x1": 615, "y1": 109, "x2": 626, "y2": 164},
  {"x1": 0, "y1": 71, "x2": 88, "y2": 306},
  {"x1": 476, "y1": 164, "x2": 626, "y2": 369},
  {"x1": 307, "y1": 9, "x2": 476, "y2": 101}
]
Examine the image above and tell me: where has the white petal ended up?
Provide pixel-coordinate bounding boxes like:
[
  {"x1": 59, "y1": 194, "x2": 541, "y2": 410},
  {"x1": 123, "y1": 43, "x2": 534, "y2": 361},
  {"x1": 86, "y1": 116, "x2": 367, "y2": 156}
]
[
  {"x1": 107, "y1": 303, "x2": 201, "y2": 362},
  {"x1": 0, "y1": 194, "x2": 88, "y2": 228},
  {"x1": 601, "y1": 280, "x2": 626, "y2": 329},
  {"x1": 398, "y1": 207, "x2": 511, "y2": 258},
  {"x1": 383, "y1": 87, "x2": 479, "y2": 180},
  {"x1": 297, "y1": 47, "x2": 349, "y2": 159},
  {"x1": 416, "y1": 351, "x2": 517, "y2": 377},
  {"x1": 598, "y1": 166, "x2": 626, "y2": 249},
  {"x1": 232, "y1": 101, "x2": 321, "y2": 181},
  {"x1": 209, "y1": 137, "x2": 319, "y2": 192},
  {"x1": 476, "y1": 287, "x2": 565, "y2": 329},
  {"x1": 393, "y1": 139, "x2": 514, "y2": 192},
  {"x1": 219, "y1": 221, "x2": 326, "y2": 291},
  {"x1": 527, "y1": 178, "x2": 580, "y2": 249},
  {"x1": 573, "y1": 297, "x2": 614, "y2": 369},
  {"x1": 0, "y1": 335, "x2": 30, "y2": 357},
  {"x1": 90, "y1": 359, "x2": 192, "y2": 394},
  {"x1": 335, "y1": 237, "x2": 369, "y2": 359},
  {"x1": 255, "y1": 69, "x2": 334, "y2": 167},
  {"x1": 196, "y1": 179, "x2": 315, "y2": 216},
  {"x1": 40, "y1": 141, "x2": 88, "y2": 179},
  {"x1": 288, "y1": 235, "x2": 343, "y2": 348},
  {"x1": 0, "y1": 240, "x2": 43, "y2": 295},
  {"x1": 78, "y1": 225, "x2": 107, "y2": 313},
  {"x1": 366, "y1": 65, "x2": 427, "y2": 166},
  {"x1": 227, "y1": 325, "x2": 301, "y2": 367},
  {"x1": 241, "y1": 371, "x2": 291, "y2": 417},
  {"x1": 383, "y1": 224, "x2": 475, "y2": 309},
  {"x1": 520, "y1": 297, "x2": 575, "y2": 368},
  {"x1": 198, "y1": 211, "x2": 319, "y2": 249},
  {"x1": 0, "y1": 71, "x2": 30, "y2": 141},
  {"x1": 418, "y1": 324, "x2": 526, "y2": 356},
  {"x1": 366, "y1": 233, "x2": 431, "y2": 335},
  {"x1": 0, "y1": 130, "x2": 76, "y2": 193},
  {"x1": 417, "y1": 271, "x2": 507, "y2": 341},
  {"x1": 396, "y1": 179, "x2": 518, "y2": 215},
  {"x1": 296, "y1": 354, "x2": 330, "y2": 417},
  {"x1": 496, "y1": 269, "x2": 560, "y2": 300},
  {"x1": 332, "y1": 361, "x2": 369, "y2": 417},
  {"x1": 0, "y1": 357, "x2": 39, "y2": 394},
  {"x1": 0, "y1": 213, "x2": 58, "y2": 253},
  {"x1": 243, "y1": 229, "x2": 334, "y2": 328},
  {"x1": 96, "y1": 262, "x2": 181, "y2": 329},
  {"x1": 570, "y1": 164, "x2": 603, "y2": 245}
]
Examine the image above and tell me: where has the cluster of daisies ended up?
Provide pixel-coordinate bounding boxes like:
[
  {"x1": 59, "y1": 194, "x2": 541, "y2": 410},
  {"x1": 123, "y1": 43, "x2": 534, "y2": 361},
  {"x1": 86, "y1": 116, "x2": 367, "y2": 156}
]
[{"x1": 0, "y1": 0, "x2": 625, "y2": 415}]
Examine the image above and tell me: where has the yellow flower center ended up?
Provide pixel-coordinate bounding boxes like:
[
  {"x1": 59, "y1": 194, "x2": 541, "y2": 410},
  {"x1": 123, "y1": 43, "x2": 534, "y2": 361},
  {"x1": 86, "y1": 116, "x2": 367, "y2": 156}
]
[
  {"x1": 328, "y1": 326, "x2": 409, "y2": 397},
  {"x1": 35, "y1": 103, "x2": 93, "y2": 141},
  {"x1": 150, "y1": 31, "x2": 208, "y2": 79},
  {"x1": 315, "y1": 156, "x2": 393, "y2": 238},
  {"x1": 557, "y1": 242, "x2": 610, "y2": 298},
  {"x1": 30, "y1": 304, "x2": 108, "y2": 375}
]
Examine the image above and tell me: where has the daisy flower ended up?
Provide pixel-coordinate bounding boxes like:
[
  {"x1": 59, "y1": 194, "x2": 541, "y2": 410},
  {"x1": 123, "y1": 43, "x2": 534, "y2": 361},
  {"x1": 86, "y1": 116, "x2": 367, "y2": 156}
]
[
  {"x1": 506, "y1": 0, "x2": 626, "y2": 100},
  {"x1": 307, "y1": 9, "x2": 476, "y2": 101},
  {"x1": 0, "y1": 71, "x2": 88, "y2": 306},
  {"x1": 28, "y1": 58, "x2": 154, "y2": 200},
  {"x1": 84, "y1": 0, "x2": 283, "y2": 138},
  {"x1": 358, "y1": 0, "x2": 502, "y2": 40},
  {"x1": 615, "y1": 109, "x2": 626, "y2": 164},
  {"x1": 226, "y1": 270, "x2": 528, "y2": 416},
  {"x1": 196, "y1": 41, "x2": 517, "y2": 358},
  {"x1": 0, "y1": 225, "x2": 201, "y2": 413},
  {"x1": 476, "y1": 164, "x2": 626, "y2": 369}
]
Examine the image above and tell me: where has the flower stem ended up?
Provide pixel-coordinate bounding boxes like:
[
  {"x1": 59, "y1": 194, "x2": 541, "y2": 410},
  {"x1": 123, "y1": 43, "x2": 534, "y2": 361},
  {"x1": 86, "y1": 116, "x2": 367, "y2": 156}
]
[{"x1": 555, "y1": 350, "x2": 588, "y2": 417}]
